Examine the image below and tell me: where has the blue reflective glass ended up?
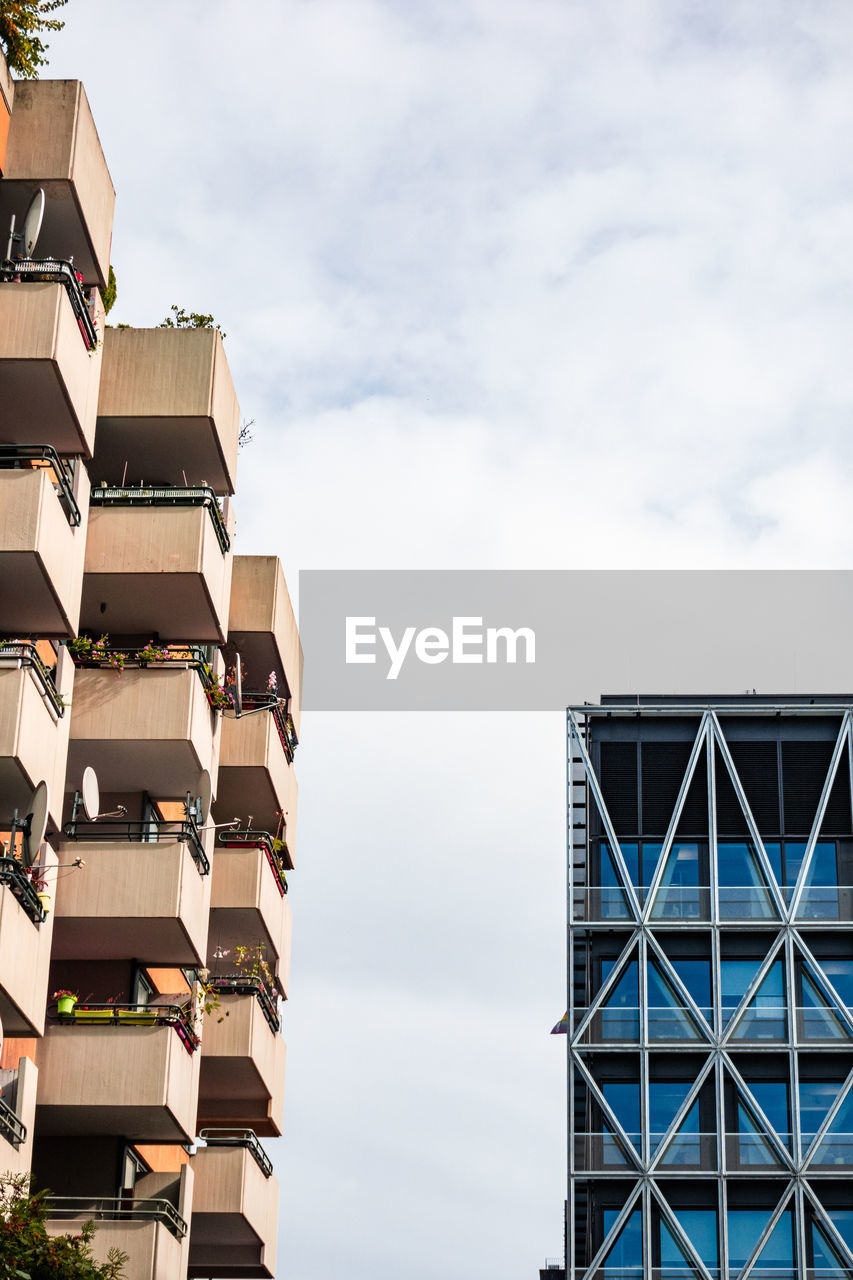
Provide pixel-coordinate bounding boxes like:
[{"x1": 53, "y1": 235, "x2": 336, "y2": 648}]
[
  {"x1": 600, "y1": 844, "x2": 632, "y2": 918},
  {"x1": 743, "y1": 1080, "x2": 790, "y2": 1144},
  {"x1": 603, "y1": 1081, "x2": 641, "y2": 1150},
  {"x1": 720, "y1": 958, "x2": 763, "y2": 1022},
  {"x1": 811, "y1": 1220, "x2": 847, "y2": 1275},
  {"x1": 819, "y1": 961, "x2": 853, "y2": 1008},
  {"x1": 667, "y1": 959, "x2": 711, "y2": 1016},
  {"x1": 717, "y1": 841, "x2": 777, "y2": 919},
  {"x1": 600, "y1": 960, "x2": 640, "y2": 1041},
  {"x1": 827, "y1": 1211, "x2": 853, "y2": 1257},
  {"x1": 799, "y1": 1080, "x2": 842, "y2": 1145},
  {"x1": 731, "y1": 960, "x2": 786, "y2": 1041},
  {"x1": 812, "y1": 1089, "x2": 853, "y2": 1166},
  {"x1": 765, "y1": 842, "x2": 783, "y2": 885},
  {"x1": 728, "y1": 1209, "x2": 793, "y2": 1271},
  {"x1": 603, "y1": 1208, "x2": 643, "y2": 1274},
  {"x1": 670, "y1": 1209, "x2": 718, "y2": 1268},
  {"x1": 642, "y1": 842, "x2": 663, "y2": 889},
  {"x1": 649, "y1": 1081, "x2": 692, "y2": 1138}
]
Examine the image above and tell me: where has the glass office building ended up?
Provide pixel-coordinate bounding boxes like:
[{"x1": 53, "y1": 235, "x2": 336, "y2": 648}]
[{"x1": 567, "y1": 697, "x2": 853, "y2": 1280}]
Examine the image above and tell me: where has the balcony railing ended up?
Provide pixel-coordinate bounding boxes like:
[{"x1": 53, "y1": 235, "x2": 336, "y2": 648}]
[
  {"x1": 62, "y1": 817, "x2": 210, "y2": 876},
  {"x1": 217, "y1": 829, "x2": 288, "y2": 896},
  {"x1": 68, "y1": 641, "x2": 228, "y2": 709},
  {"x1": 0, "y1": 1094, "x2": 26, "y2": 1148},
  {"x1": 90, "y1": 483, "x2": 230, "y2": 553},
  {"x1": 198, "y1": 1126, "x2": 273, "y2": 1178},
  {"x1": 0, "y1": 856, "x2": 46, "y2": 924},
  {"x1": 0, "y1": 258, "x2": 98, "y2": 350},
  {"x1": 45, "y1": 1196, "x2": 187, "y2": 1240},
  {"x1": 209, "y1": 974, "x2": 281, "y2": 1033},
  {"x1": 239, "y1": 693, "x2": 298, "y2": 763},
  {"x1": 54, "y1": 1001, "x2": 198, "y2": 1054},
  {"x1": 575, "y1": 884, "x2": 853, "y2": 921},
  {"x1": 0, "y1": 641, "x2": 64, "y2": 717},
  {"x1": 0, "y1": 445, "x2": 81, "y2": 526}
]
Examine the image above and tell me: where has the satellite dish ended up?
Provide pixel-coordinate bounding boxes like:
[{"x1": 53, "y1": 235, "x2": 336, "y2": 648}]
[
  {"x1": 21, "y1": 188, "x2": 45, "y2": 258},
  {"x1": 22, "y1": 780, "x2": 50, "y2": 868},
  {"x1": 81, "y1": 767, "x2": 100, "y2": 822},
  {"x1": 234, "y1": 653, "x2": 243, "y2": 717},
  {"x1": 198, "y1": 769, "x2": 212, "y2": 824}
]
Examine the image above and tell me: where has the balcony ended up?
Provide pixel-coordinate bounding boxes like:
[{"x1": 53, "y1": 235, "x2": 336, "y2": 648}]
[
  {"x1": 0, "y1": 642, "x2": 71, "y2": 828},
  {"x1": 0, "y1": 275, "x2": 101, "y2": 455},
  {"x1": 52, "y1": 822, "x2": 211, "y2": 965},
  {"x1": 0, "y1": 1056, "x2": 37, "y2": 1178},
  {"x1": 80, "y1": 485, "x2": 233, "y2": 642},
  {"x1": 189, "y1": 1133, "x2": 278, "y2": 1279},
  {"x1": 0, "y1": 447, "x2": 87, "y2": 636},
  {"x1": 46, "y1": 1184, "x2": 190, "y2": 1280},
  {"x1": 197, "y1": 990, "x2": 286, "y2": 1137},
  {"x1": 215, "y1": 708, "x2": 298, "y2": 857},
  {"x1": 36, "y1": 1005, "x2": 200, "y2": 1140},
  {"x1": 0, "y1": 79, "x2": 115, "y2": 287},
  {"x1": 226, "y1": 555, "x2": 303, "y2": 738},
  {"x1": 67, "y1": 648, "x2": 222, "y2": 795},
  {"x1": 93, "y1": 327, "x2": 240, "y2": 495},
  {"x1": 0, "y1": 850, "x2": 55, "y2": 1036},
  {"x1": 209, "y1": 834, "x2": 293, "y2": 998},
  {"x1": 0, "y1": 47, "x2": 12, "y2": 175}
]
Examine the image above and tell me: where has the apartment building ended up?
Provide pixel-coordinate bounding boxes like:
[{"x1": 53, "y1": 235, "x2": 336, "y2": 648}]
[
  {"x1": 0, "y1": 53, "x2": 300, "y2": 1279},
  {"x1": 562, "y1": 695, "x2": 853, "y2": 1280}
]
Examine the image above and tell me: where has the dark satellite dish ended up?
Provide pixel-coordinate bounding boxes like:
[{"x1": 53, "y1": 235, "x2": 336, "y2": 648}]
[
  {"x1": 22, "y1": 780, "x2": 50, "y2": 868},
  {"x1": 81, "y1": 766, "x2": 100, "y2": 822}
]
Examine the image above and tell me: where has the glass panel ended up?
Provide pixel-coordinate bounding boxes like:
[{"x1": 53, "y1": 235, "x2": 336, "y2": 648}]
[
  {"x1": 647, "y1": 961, "x2": 704, "y2": 1040},
  {"x1": 728, "y1": 1208, "x2": 794, "y2": 1276},
  {"x1": 660, "y1": 1218, "x2": 703, "y2": 1280},
  {"x1": 812, "y1": 1089, "x2": 853, "y2": 1167},
  {"x1": 603, "y1": 1208, "x2": 643, "y2": 1277},
  {"x1": 735, "y1": 1100, "x2": 784, "y2": 1166},
  {"x1": 753, "y1": 1210, "x2": 796, "y2": 1280},
  {"x1": 600, "y1": 843, "x2": 633, "y2": 919},
  {"x1": 798, "y1": 843, "x2": 841, "y2": 920},
  {"x1": 659, "y1": 1100, "x2": 705, "y2": 1168},
  {"x1": 799, "y1": 1081, "x2": 844, "y2": 1149},
  {"x1": 731, "y1": 960, "x2": 787, "y2": 1042},
  {"x1": 721, "y1": 958, "x2": 763, "y2": 1027},
  {"x1": 649, "y1": 1080, "x2": 693, "y2": 1154},
  {"x1": 603, "y1": 1081, "x2": 641, "y2": 1152},
  {"x1": 717, "y1": 840, "x2": 778, "y2": 919},
  {"x1": 819, "y1": 961, "x2": 853, "y2": 1010},
  {"x1": 599, "y1": 960, "x2": 640, "y2": 1042},
  {"x1": 825, "y1": 1212, "x2": 853, "y2": 1261},
  {"x1": 641, "y1": 842, "x2": 664, "y2": 897},
  {"x1": 651, "y1": 843, "x2": 705, "y2": 920},
  {"x1": 667, "y1": 958, "x2": 712, "y2": 1025},
  {"x1": 766, "y1": 841, "x2": 783, "y2": 887},
  {"x1": 743, "y1": 1079, "x2": 790, "y2": 1147},
  {"x1": 811, "y1": 1219, "x2": 850, "y2": 1278},
  {"x1": 800, "y1": 968, "x2": 851, "y2": 1042},
  {"x1": 671, "y1": 1209, "x2": 718, "y2": 1271}
]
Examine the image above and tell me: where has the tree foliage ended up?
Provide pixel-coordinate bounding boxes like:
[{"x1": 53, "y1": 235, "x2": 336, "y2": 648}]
[
  {"x1": 99, "y1": 264, "x2": 117, "y2": 316},
  {"x1": 0, "y1": 1173, "x2": 127, "y2": 1279},
  {"x1": 158, "y1": 305, "x2": 226, "y2": 338},
  {"x1": 0, "y1": 1, "x2": 67, "y2": 78}
]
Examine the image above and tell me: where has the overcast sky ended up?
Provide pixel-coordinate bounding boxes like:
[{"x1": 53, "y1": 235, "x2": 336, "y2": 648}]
[{"x1": 43, "y1": 3, "x2": 853, "y2": 1276}]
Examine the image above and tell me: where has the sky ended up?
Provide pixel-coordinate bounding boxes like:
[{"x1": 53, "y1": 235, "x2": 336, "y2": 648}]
[{"x1": 40, "y1": 2, "x2": 853, "y2": 1276}]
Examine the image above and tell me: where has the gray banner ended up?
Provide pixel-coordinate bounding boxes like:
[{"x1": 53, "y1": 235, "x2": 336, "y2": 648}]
[{"x1": 299, "y1": 570, "x2": 853, "y2": 710}]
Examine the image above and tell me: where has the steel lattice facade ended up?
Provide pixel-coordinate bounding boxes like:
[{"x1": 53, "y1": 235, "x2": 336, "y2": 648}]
[{"x1": 567, "y1": 698, "x2": 853, "y2": 1280}]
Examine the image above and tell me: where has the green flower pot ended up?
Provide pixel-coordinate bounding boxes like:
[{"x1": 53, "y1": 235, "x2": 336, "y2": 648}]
[{"x1": 56, "y1": 995, "x2": 77, "y2": 1016}]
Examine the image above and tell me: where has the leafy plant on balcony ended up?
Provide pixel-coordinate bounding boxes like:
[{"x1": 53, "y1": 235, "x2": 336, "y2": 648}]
[
  {"x1": 204, "y1": 669, "x2": 233, "y2": 712},
  {"x1": 67, "y1": 633, "x2": 126, "y2": 672},
  {"x1": 99, "y1": 265, "x2": 117, "y2": 316},
  {"x1": 0, "y1": 1172, "x2": 128, "y2": 1277},
  {"x1": 135, "y1": 641, "x2": 171, "y2": 664},
  {"x1": 157, "y1": 305, "x2": 226, "y2": 339},
  {"x1": 0, "y1": 0, "x2": 67, "y2": 78},
  {"x1": 233, "y1": 943, "x2": 274, "y2": 987}
]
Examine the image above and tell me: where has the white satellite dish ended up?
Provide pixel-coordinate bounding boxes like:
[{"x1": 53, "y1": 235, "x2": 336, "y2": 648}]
[
  {"x1": 81, "y1": 766, "x2": 100, "y2": 822},
  {"x1": 23, "y1": 780, "x2": 50, "y2": 868},
  {"x1": 21, "y1": 188, "x2": 45, "y2": 258},
  {"x1": 197, "y1": 769, "x2": 213, "y2": 824}
]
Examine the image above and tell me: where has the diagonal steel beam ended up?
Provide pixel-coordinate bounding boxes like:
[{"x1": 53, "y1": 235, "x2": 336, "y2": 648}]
[
  {"x1": 643, "y1": 714, "x2": 710, "y2": 922},
  {"x1": 789, "y1": 711, "x2": 852, "y2": 919}
]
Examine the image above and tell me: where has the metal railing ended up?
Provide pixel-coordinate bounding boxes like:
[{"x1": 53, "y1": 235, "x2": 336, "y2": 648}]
[
  {"x1": 0, "y1": 445, "x2": 81, "y2": 526},
  {"x1": 0, "y1": 641, "x2": 64, "y2": 716},
  {"x1": 209, "y1": 974, "x2": 281, "y2": 1032},
  {"x1": 574, "y1": 884, "x2": 853, "y2": 922},
  {"x1": 90, "y1": 483, "x2": 230, "y2": 553},
  {"x1": 45, "y1": 1196, "x2": 187, "y2": 1239},
  {"x1": 62, "y1": 817, "x2": 210, "y2": 876},
  {"x1": 68, "y1": 642, "x2": 223, "y2": 703},
  {"x1": 0, "y1": 258, "x2": 98, "y2": 350},
  {"x1": 54, "y1": 1001, "x2": 198, "y2": 1054},
  {"x1": 239, "y1": 692, "x2": 298, "y2": 762},
  {"x1": 218, "y1": 829, "x2": 288, "y2": 894},
  {"x1": 198, "y1": 1127, "x2": 273, "y2": 1178},
  {"x1": 0, "y1": 857, "x2": 46, "y2": 924},
  {"x1": 0, "y1": 1094, "x2": 26, "y2": 1148}
]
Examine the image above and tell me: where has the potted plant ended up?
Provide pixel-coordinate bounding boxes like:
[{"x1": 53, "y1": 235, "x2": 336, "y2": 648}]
[{"x1": 53, "y1": 989, "x2": 77, "y2": 1017}]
